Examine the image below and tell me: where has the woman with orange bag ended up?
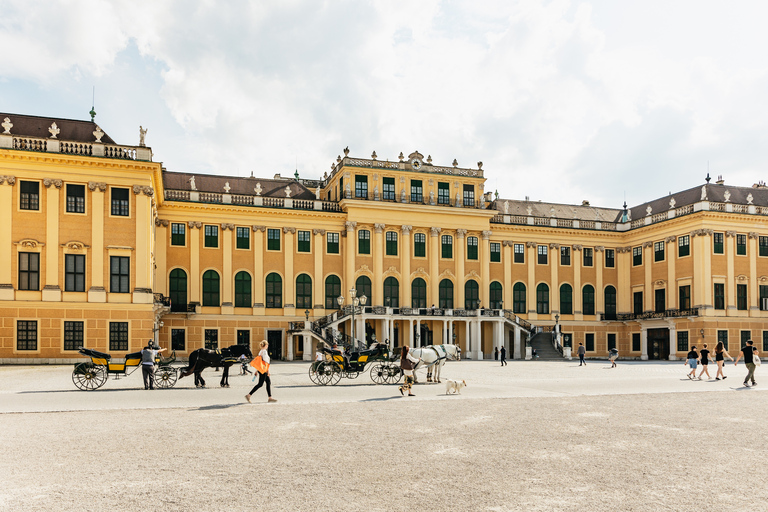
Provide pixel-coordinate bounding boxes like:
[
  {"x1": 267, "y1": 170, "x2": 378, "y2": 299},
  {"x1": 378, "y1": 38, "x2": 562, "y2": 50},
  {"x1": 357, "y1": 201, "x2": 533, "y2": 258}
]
[{"x1": 245, "y1": 340, "x2": 277, "y2": 403}]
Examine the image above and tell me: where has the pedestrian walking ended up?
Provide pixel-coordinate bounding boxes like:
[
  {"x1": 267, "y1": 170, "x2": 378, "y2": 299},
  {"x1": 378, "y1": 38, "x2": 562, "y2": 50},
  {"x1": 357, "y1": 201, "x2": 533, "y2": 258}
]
[
  {"x1": 245, "y1": 340, "x2": 277, "y2": 403},
  {"x1": 697, "y1": 344, "x2": 712, "y2": 380},
  {"x1": 500, "y1": 346, "x2": 507, "y2": 366},
  {"x1": 140, "y1": 341, "x2": 166, "y2": 390},
  {"x1": 685, "y1": 346, "x2": 699, "y2": 380},
  {"x1": 734, "y1": 340, "x2": 759, "y2": 387},
  {"x1": 714, "y1": 341, "x2": 733, "y2": 380},
  {"x1": 494, "y1": 347, "x2": 499, "y2": 360},
  {"x1": 609, "y1": 347, "x2": 618, "y2": 368},
  {"x1": 398, "y1": 345, "x2": 421, "y2": 397},
  {"x1": 577, "y1": 342, "x2": 586, "y2": 366}
]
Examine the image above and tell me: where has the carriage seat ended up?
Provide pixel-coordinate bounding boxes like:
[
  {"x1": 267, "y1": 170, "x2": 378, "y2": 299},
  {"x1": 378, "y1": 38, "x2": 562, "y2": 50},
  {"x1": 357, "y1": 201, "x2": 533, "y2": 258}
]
[{"x1": 78, "y1": 348, "x2": 112, "y2": 361}]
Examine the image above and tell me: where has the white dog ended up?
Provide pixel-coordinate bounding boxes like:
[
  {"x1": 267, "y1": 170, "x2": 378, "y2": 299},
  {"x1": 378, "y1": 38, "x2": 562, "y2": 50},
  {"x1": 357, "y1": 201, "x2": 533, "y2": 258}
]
[{"x1": 445, "y1": 379, "x2": 467, "y2": 395}]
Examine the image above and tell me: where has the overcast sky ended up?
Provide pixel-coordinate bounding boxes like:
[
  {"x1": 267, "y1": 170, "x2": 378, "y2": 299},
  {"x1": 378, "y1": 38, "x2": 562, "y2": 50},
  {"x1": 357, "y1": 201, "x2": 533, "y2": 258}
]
[{"x1": 2, "y1": 0, "x2": 768, "y2": 208}]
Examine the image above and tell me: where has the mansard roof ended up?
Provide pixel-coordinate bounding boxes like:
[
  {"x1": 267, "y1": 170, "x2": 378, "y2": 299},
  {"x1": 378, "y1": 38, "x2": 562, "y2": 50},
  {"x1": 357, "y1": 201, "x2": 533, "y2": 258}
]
[
  {"x1": 0, "y1": 113, "x2": 117, "y2": 144},
  {"x1": 162, "y1": 171, "x2": 316, "y2": 200},
  {"x1": 494, "y1": 199, "x2": 622, "y2": 223}
]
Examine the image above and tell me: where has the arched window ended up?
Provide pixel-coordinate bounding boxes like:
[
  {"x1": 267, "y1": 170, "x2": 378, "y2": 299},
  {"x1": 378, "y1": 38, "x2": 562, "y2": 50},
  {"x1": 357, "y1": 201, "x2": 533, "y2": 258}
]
[
  {"x1": 536, "y1": 283, "x2": 549, "y2": 314},
  {"x1": 560, "y1": 284, "x2": 573, "y2": 315},
  {"x1": 169, "y1": 268, "x2": 187, "y2": 312},
  {"x1": 412, "y1": 278, "x2": 427, "y2": 308},
  {"x1": 489, "y1": 281, "x2": 503, "y2": 309},
  {"x1": 202, "y1": 270, "x2": 220, "y2": 307},
  {"x1": 384, "y1": 277, "x2": 399, "y2": 307},
  {"x1": 265, "y1": 273, "x2": 282, "y2": 308},
  {"x1": 513, "y1": 282, "x2": 526, "y2": 314},
  {"x1": 325, "y1": 275, "x2": 341, "y2": 309},
  {"x1": 355, "y1": 276, "x2": 371, "y2": 303},
  {"x1": 296, "y1": 274, "x2": 312, "y2": 309},
  {"x1": 439, "y1": 279, "x2": 454, "y2": 309},
  {"x1": 234, "y1": 271, "x2": 251, "y2": 308},
  {"x1": 604, "y1": 285, "x2": 617, "y2": 320},
  {"x1": 583, "y1": 285, "x2": 595, "y2": 315},
  {"x1": 465, "y1": 280, "x2": 479, "y2": 309}
]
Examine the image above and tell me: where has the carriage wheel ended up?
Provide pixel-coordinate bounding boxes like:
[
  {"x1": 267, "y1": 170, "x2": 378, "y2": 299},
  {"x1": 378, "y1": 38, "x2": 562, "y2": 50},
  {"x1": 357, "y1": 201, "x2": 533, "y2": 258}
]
[
  {"x1": 316, "y1": 361, "x2": 340, "y2": 386},
  {"x1": 370, "y1": 363, "x2": 387, "y2": 385},
  {"x1": 384, "y1": 363, "x2": 403, "y2": 384},
  {"x1": 72, "y1": 363, "x2": 107, "y2": 391},
  {"x1": 308, "y1": 363, "x2": 320, "y2": 385},
  {"x1": 154, "y1": 367, "x2": 178, "y2": 389},
  {"x1": 328, "y1": 362, "x2": 342, "y2": 385}
]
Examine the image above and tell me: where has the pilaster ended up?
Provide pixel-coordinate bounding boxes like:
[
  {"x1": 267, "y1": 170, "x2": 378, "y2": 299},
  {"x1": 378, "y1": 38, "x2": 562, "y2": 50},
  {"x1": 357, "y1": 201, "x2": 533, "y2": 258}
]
[
  {"x1": 313, "y1": 229, "x2": 325, "y2": 309},
  {"x1": 0, "y1": 176, "x2": 14, "y2": 299},
  {"x1": 253, "y1": 226, "x2": 266, "y2": 311},
  {"x1": 283, "y1": 227, "x2": 296, "y2": 314},
  {"x1": 221, "y1": 223, "x2": 234, "y2": 313},
  {"x1": 88, "y1": 181, "x2": 107, "y2": 303},
  {"x1": 527, "y1": 242, "x2": 537, "y2": 320},
  {"x1": 402, "y1": 225, "x2": 413, "y2": 306},
  {"x1": 189, "y1": 222, "x2": 201, "y2": 303},
  {"x1": 43, "y1": 178, "x2": 62, "y2": 301},
  {"x1": 643, "y1": 241, "x2": 653, "y2": 311},
  {"x1": 481, "y1": 230, "x2": 491, "y2": 307},
  {"x1": 344, "y1": 221, "x2": 356, "y2": 296},
  {"x1": 373, "y1": 223, "x2": 385, "y2": 306},
  {"x1": 573, "y1": 245, "x2": 582, "y2": 320}
]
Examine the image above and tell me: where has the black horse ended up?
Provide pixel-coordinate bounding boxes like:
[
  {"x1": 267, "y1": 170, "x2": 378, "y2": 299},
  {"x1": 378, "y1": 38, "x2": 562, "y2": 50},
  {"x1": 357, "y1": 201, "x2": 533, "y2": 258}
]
[{"x1": 179, "y1": 344, "x2": 253, "y2": 388}]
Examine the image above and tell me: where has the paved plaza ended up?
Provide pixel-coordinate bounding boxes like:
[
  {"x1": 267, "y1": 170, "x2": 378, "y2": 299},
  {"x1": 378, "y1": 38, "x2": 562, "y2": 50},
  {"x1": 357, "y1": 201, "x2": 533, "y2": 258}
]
[{"x1": 1, "y1": 359, "x2": 767, "y2": 511}]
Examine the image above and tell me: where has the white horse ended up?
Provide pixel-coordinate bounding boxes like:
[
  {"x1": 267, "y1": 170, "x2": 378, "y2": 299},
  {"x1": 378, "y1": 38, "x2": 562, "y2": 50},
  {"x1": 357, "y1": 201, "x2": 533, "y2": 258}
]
[{"x1": 409, "y1": 344, "x2": 461, "y2": 383}]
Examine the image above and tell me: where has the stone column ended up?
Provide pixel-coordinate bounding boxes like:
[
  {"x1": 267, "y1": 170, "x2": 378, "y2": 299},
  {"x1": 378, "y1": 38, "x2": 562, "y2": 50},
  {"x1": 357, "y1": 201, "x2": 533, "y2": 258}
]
[
  {"x1": 643, "y1": 241, "x2": 653, "y2": 311},
  {"x1": 154, "y1": 219, "x2": 168, "y2": 295},
  {"x1": 594, "y1": 246, "x2": 604, "y2": 316},
  {"x1": 725, "y1": 231, "x2": 736, "y2": 312},
  {"x1": 514, "y1": 326, "x2": 521, "y2": 360},
  {"x1": 668, "y1": 322, "x2": 677, "y2": 361},
  {"x1": 503, "y1": 241, "x2": 513, "y2": 310},
  {"x1": 456, "y1": 229, "x2": 466, "y2": 308},
  {"x1": 617, "y1": 247, "x2": 631, "y2": 314},
  {"x1": 429, "y1": 227, "x2": 441, "y2": 306},
  {"x1": 88, "y1": 181, "x2": 107, "y2": 303},
  {"x1": 401, "y1": 225, "x2": 412, "y2": 306},
  {"x1": 252, "y1": 226, "x2": 266, "y2": 310},
  {"x1": 283, "y1": 227, "x2": 296, "y2": 314},
  {"x1": 527, "y1": 242, "x2": 537, "y2": 320},
  {"x1": 665, "y1": 237, "x2": 677, "y2": 309},
  {"x1": 641, "y1": 324, "x2": 649, "y2": 360},
  {"x1": 344, "y1": 222, "x2": 356, "y2": 298},
  {"x1": 550, "y1": 243, "x2": 560, "y2": 314},
  {"x1": 132, "y1": 186, "x2": 153, "y2": 304},
  {"x1": 0, "y1": 176, "x2": 14, "y2": 300},
  {"x1": 221, "y1": 224, "x2": 234, "y2": 312},
  {"x1": 749, "y1": 232, "x2": 759, "y2": 314},
  {"x1": 303, "y1": 333, "x2": 311, "y2": 361},
  {"x1": 43, "y1": 178, "x2": 62, "y2": 301},
  {"x1": 572, "y1": 245, "x2": 582, "y2": 320},
  {"x1": 373, "y1": 223, "x2": 385, "y2": 306},
  {"x1": 481, "y1": 230, "x2": 491, "y2": 307},
  {"x1": 313, "y1": 229, "x2": 325, "y2": 309},
  {"x1": 189, "y1": 222, "x2": 202, "y2": 304}
]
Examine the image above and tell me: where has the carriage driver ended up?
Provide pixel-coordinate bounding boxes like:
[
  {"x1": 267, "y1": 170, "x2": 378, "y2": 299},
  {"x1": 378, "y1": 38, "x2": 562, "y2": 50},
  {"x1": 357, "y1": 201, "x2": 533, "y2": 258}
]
[{"x1": 140, "y1": 341, "x2": 166, "y2": 390}]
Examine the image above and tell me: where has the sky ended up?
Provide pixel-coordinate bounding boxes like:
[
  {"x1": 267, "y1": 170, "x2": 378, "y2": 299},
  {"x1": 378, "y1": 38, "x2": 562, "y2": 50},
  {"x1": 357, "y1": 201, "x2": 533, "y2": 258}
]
[{"x1": 2, "y1": 0, "x2": 768, "y2": 208}]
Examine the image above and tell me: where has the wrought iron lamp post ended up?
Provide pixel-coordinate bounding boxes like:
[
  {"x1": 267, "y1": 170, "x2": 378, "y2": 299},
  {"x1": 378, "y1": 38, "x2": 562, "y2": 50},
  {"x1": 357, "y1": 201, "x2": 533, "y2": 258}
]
[{"x1": 337, "y1": 289, "x2": 367, "y2": 348}]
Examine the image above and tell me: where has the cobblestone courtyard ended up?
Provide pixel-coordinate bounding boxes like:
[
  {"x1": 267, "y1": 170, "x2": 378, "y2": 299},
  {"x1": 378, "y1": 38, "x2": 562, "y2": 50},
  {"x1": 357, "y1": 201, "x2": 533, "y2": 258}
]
[{"x1": 1, "y1": 360, "x2": 767, "y2": 511}]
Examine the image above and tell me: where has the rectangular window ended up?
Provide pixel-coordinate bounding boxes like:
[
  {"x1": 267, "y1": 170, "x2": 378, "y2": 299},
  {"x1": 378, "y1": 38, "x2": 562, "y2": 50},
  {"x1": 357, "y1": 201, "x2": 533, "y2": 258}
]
[
  {"x1": 327, "y1": 232, "x2": 340, "y2": 254},
  {"x1": 109, "y1": 322, "x2": 128, "y2": 351},
  {"x1": 490, "y1": 242, "x2": 501, "y2": 262},
  {"x1": 355, "y1": 175, "x2": 368, "y2": 198},
  {"x1": 654, "y1": 241, "x2": 665, "y2": 262},
  {"x1": 514, "y1": 243, "x2": 524, "y2": 263},
  {"x1": 737, "y1": 234, "x2": 747, "y2": 255},
  {"x1": 583, "y1": 247, "x2": 593, "y2": 267},
  {"x1": 437, "y1": 182, "x2": 450, "y2": 205},
  {"x1": 383, "y1": 177, "x2": 395, "y2": 201},
  {"x1": 633, "y1": 291, "x2": 643, "y2": 315},
  {"x1": 441, "y1": 235, "x2": 453, "y2": 259},
  {"x1": 267, "y1": 228, "x2": 281, "y2": 251},
  {"x1": 64, "y1": 321, "x2": 84, "y2": 350},
  {"x1": 654, "y1": 289, "x2": 666, "y2": 313},
  {"x1": 414, "y1": 233, "x2": 426, "y2": 257},
  {"x1": 110, "y1": 187, "x2": 129, "y2": 216},
  {"x1": 760, "y1": 285, "x2": 768, "y2": 311},
  {"x1": 66, "y1": 184, "x2": 85, "y2": 213},
  {"x1": 463, "y1": 184, "x2": 474, "y2": 207},
  {"x1": 560, "y1": 246, "x2": 571, "y2": 266},
  {"x1": 20, "y1": 181, "x2": 40, "y2": 210},
  {"x1": 717, "y1": 330, "x2": 728, "y2": 351},
  {"x1": 607, "y1": 333, "x2": 616, "y2": 351},
  {"x1": 410, "y1": 180, "x2": 423, "y2": 202},
  {"x1": 204, "y1": 329, "x2": 218, "y2": 350},
  {"x1": 110, "y1": 256, "x2": 130, "y2": 293},
  {"x1": 204, "y1": 225, "x2": 219, "y2": 248},
  {"x1": 632, "y1": 246, "x2": 642, "y2": 266},
  {"x1": 678, "y1": 285, "x2": 691, "y2": 310},
  {"x1": 677, "y1": 331, "x2": 689, "y2": 352},
  {"x1": 678, "y1": 235, "x2": 690, "y2": 257},
  {"x1": 737, "y1": 284, "x2": 747, "y2": 310},
  {"x1": 297, "y1": 230, "x2": 311, "y2": 252},
  {"x1": 17, "y1": 320, "x2": 37, "y2": 350},
  {"x1": 236, "y1": 227, "x2": 250, "y2": 249},
  {"x1": 171, "y1": 223, "x2": 186, "y2": 246},
  {"x1": 65, "y1": 254, "x2": 85, "y2": 292},
  {"x1": 18, "y1": 252, "x2": 40, "y2": 290},
  {"x1": 386, "y1": 231, "x2": 398, "y2": 256},
  {"x1": 763, "y1": 331, "x2": 768, "y2": 353},
  {"x1": 171, "y1": 329, "x2": 185, "y2": 351},
  {"x1": 632, "y1": 333, "x2": 641, "y2": 352},
  {"x1": 605, "y1": 248, "x2": 615, "y2": 268},
  {"x1": 467, "y1": 236, "x2": 478, "y2": 260},
  {"x1": 714, "y1": 283, "x2": 725, "y2": 310},
  {"x1": 358, "y1": 230, "x2": 370, "y2": 254},
  {"x1": 713, "y1": 232, "x2": 724, "y2": 254},
  {"x1": 537, "y1": 245, "x2": 548, "y2": 265},
  {"x1": 585, "y1": 333, "x2": 595, "y2": 352},
  {"x1": 237, "y1": 329, "x2": 250, "y2": 347},
  {"x1": 741, "y1": 330, "x2": 751, "y2": 346},
  {"x1": 760, "y1": 236, "x2": 768, "y2": 257}
]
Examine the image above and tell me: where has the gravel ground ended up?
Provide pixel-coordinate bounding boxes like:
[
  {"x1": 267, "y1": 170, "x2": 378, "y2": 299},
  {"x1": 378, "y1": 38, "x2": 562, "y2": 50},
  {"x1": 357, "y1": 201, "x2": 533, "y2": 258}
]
[{"x1": 1, "y1": 360, "x2": 767, "y2": 512}]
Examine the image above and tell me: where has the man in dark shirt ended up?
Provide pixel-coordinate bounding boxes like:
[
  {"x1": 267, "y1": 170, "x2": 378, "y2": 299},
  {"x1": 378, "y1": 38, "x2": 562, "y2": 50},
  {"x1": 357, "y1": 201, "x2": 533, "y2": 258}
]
[
  {"x1": 734, "y1": 340, "x2": 759, "y2": 387},
  {"x1": 500, "y1": 346, "x2": 507, "y2": 366}
]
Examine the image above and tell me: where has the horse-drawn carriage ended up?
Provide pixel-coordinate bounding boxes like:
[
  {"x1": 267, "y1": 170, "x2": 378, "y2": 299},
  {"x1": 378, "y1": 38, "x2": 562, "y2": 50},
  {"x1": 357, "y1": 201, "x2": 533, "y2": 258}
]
[
  {"x1": 309, "y1": 341, "x2": 401, "y2": 386},
  {"x1": 72, "y1": 347, "x2": 178, "y2": 390}
]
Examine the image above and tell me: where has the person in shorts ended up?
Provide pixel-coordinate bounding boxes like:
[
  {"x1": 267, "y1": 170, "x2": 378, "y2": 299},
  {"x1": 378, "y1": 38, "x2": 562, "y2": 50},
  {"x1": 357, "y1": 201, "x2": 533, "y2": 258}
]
[
  {"x1": 686, "y1": 346, "x2": 699, "y2": 380},
  {"x1": 609, "y1": 347, "x2": 619, "y2": 368},
  {"x1": 697, "y1": 344, "x2": 712, "y2": 380}
]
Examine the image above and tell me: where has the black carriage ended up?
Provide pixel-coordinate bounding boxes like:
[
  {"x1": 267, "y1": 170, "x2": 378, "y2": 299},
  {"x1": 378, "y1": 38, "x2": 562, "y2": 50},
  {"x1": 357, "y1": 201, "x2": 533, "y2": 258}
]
[
  {"x1": 72, "y1": 347, "x2": 178, "y2": 390},
  {"x1": 309, "y1": 342, "x2": 401, "y2": 386}
]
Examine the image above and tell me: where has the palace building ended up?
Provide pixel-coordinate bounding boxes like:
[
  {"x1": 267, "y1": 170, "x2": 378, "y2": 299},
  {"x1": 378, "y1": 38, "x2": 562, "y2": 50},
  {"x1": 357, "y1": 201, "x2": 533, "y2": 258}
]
[{"x1": 2, "y1": 111, "x2": 768, "y2": 364}]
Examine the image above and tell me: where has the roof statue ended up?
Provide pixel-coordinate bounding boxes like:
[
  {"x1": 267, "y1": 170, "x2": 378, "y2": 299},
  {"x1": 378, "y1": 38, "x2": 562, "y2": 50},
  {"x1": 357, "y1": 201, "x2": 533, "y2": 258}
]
[
  {"x1": 701, "y1": 186, "x2": 707, "y2": 201},
  {"x1": 315, "y1": 186, "x2": 321, "y2": 200},
  {"x1": 93, "y1": 125, "x2": 104, "y2": 143},
  {"x1": 139, "y1": 126, "x2": 147, "y2": 147},
  {"x1": 285, "y1": 185, "x2": 292, "y2": 198},
  {"x1": 48, "y1": 122, "x2": 60, "y2": 139},
  {"x1": 223, "y1": 182, "x2": 231, "y2": 193},
  {"x1": 254, "y1": 183, "x2": 262, "y2": 196},
  {"x1": 1, "y1": 117, "x2": 11, "y2": 134},
  {"x1": 189, "y1": 176, "x2": 197, "y2": 190},
  {"x1": 723, "y1": 190, "x2": 731, "y2": 202}
]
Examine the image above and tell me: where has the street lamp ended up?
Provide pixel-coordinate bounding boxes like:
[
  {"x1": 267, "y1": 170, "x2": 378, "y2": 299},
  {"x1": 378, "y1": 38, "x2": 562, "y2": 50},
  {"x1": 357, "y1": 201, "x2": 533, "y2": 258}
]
[
  {"x1": 338, "y1": 289, "x2": 367, "y2": 349},
  {"x1": 305, "y1": 309, "x2": 310, "y2": 321}
]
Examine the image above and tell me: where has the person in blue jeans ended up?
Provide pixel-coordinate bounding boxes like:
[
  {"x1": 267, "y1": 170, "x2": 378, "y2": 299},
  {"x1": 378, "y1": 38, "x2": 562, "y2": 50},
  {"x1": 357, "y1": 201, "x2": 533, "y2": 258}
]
[
  {"x1": 734, "y1": 340, "x2": 759, "y2": 387},
  {"x1": 577, "y1": 342, "x2": 586, "y2": 366}
]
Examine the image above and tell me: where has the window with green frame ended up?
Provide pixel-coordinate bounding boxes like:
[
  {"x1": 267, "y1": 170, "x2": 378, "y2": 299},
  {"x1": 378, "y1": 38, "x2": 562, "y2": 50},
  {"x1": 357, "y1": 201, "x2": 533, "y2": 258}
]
[
  {"x1": 604, "y1": 285, "x2": 617, "y2": 320},
  {"x1": 713, "y1": 232, "x2": 724, "y2": 254},
  {"x1": 327, "y1": 232, "x2": 339, "y2": 254},
  {"x1": 585, "y1": 333, "x2": 595, "y2": 351},
  {"x1": 295, "y1": 274, "x2": 312, "y2": 309},
  {"x1": 490, "y1": 242, "x2": 501, "y2": 262},
  {"x1": 171, "y1": 223, "x2": 185, "y2": 246},
  {"x1": 607, "y1": 333, "x2": 616, "y2": 351},
  {"x1": 737, "y1": 284, "x2": 747, "y2": 310},
  {"x1": 632, "y1": 333, "x2": 641, "y2": 352},
  {"x1": 467, "y1": 236, "x2": 478, "y2": 260},
  {"x1": 265, "y1": 273, "x2": 282, "y2": 308},
  {"x1": 536, "y1": 283, "x2": 549, "y2": 314},
  {"x1": 169, "y1": 268, "x2": 187, "y2": 312},
  {"x1": 385, "y1": 231, "x2": 398, "y2": 256},
  {"x1": 583, "y1": 247, "x2": 593, "y2": 266},
  {"x1": 677, "y1": 331, "x2": 689, "y2": 352},
  {"x1": 714, "y1": 283, "x2": 725, "y2": 309},
  {"x1": 414, "y1": 232, "x2": 426, "y2": 257},
  {"x1": 267, "y1": 228, "x2": 280, "y2": 251},
  {"x1": 202, "y1": 269, "x2": 220, "y2": 307},
  {"x1": 410, "y1": 180, "x2": 423, "y2": 202},
  {"x1": 582, "y1": 285, "x2": 595, "y2": 315},
  {"x1": 633, "y1": 291, "x2": 643, "y2": 314},
  {"x1": 489, "y1": 281, "x2": 502, "y2": 309},
  {"x1": 514, "y1": 243, "x2": 524, "y2": 263},
  {"x1": 717, "y1": 329, "x2": 728, "y2": 350},
  {"x1": 741, "y1": 330, "x2": 751, "y2": 346},
  {"x1": 355, "y1": 276, "x2": 371, "y2": 302},
  {"x1": 234, "y1": 271, "x2": 251, "y2": 307},
  {"x1": 204, "y1": 225, "x2": 218, "y2": 248},
  {"x1": 355, "y1": 175, "x2": 368, "y2": 198},
  {"x1": 605, "y1": 249, "x2": 615, "y2": 268},
  {"x1": 763, "y1": 331, "x2": 768, "y2": 352},
  {"x1": 411, "y1": 278, "x2": 427, "y2": 308},
  {"x1": 760, "y1": 285, "x2": 768, "y2": 311},
  {"x1": 678, "y1": 235, "x2": 690, "y2": 257},
  {"x1": 437, "y1": 182, "x2": 450, "y2": 205},
  {"x1": 679, "y1": 285, "x2": 691, "y2": 310},
  {"x1": 760, "y1": 236, "x2": 768, "y2": 257},
  {"x1": 465, "y1": 280, "x2": 479, "y2": 309},
  {"x1": 439, "y1": 279, "x2": 453, "y2": 309},
  {"x1": 325, "y1": 275, "x2": 341, "y2": 309},
  {"x1": 384, "y1": 277, "x2": 399, "y2": 307},
  {"x1": 358, "y1": 230, "x2": 370, "y2": 254},
  {"x1": 560, "y1": 284, "x2": 572, "y2": 314},
  {"x1": 632, "y1": 246, "x2": 642, "y2": 266},
  {"x1": 737, "y1": 234, "x2": 747, "y2": 255},
  {"x1": 236, "y1": 227, "x2": 250, "y2": 249},
  {"x1": 297, "y1": 230, "x2": 311, "y2": 252},
  {"x1": 382, "y1": 177, "x2": 395, "y2": 201},
  {"x1": 654, "y1": 241, "x2": 664, "y2": 262},
  {"x1": 513, "y1": 282, "x2": 526, "y2": 313},
  {"x1": 441, "y1": 235, "x2": 453, "y2": 258}
]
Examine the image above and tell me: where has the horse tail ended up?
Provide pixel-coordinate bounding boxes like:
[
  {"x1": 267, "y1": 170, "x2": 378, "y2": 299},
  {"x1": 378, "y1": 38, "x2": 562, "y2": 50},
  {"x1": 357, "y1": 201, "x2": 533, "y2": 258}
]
[{"x1": 179, "y1": 349, "x2": 198, "y2": 379}]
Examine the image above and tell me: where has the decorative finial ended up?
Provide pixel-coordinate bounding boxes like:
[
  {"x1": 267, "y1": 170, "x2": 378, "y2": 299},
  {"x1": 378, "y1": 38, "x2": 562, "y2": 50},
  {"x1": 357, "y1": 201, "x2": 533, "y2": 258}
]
[
  {"x1": 285, "y1": 185, "x2": 292, "y2": 198},
  {"x1": 426, "y1": 155, "x2": 432, "y2": 164},
  {"x1": 294, "y1": 169, "x2": 299, "y2": 180},
  {"x1": 494, "y1": 189, "x2": 499, "y2": 200},
  {"x1": 337, "y1": 155, "x2": 341, "y2": 163},
  {"x1": 623, "y1": 201, "x2": 627, "y2": 209},
  {"x1": 705, "y1": 172, "x2": 711, "y2": 183},
  {"x1": 93, "y1": 125, "x2": 104, "y2": 143},
  {"x1": 1, "y1": 117, "x2": 12, "y2": 134},
  {"x1": 249, "y1": 170, "x2": 254, "y2": 178},
  {"x1": 371, "y1": 151, "x2": 377, "y2": 160},
  {"x1": 452, "y1": 159, "x2": 458, "y2": 168},
  {"x1": 398, "y1": 152, "x2": 404, "y2": 162},
  {"x1": 343, "y1": 146, "x2": 349, "y2": 156},
  {"x1": 477, "y1": 161, "x2": 483, "y2": 169},
  {"x1": 48, "y1": 122, "x2": 60, "y2": 139},
  {"x1": 89, "y1": 106, "x2": 96, "y2": 122}
]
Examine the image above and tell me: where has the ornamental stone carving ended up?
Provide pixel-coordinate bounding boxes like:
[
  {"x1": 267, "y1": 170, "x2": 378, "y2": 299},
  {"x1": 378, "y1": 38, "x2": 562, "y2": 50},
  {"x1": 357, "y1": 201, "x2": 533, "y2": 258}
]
[
  {"x1": 482, "y1": 230, "x2": 492, "y2": 240},
  {"x1": 401, "y1": 225, "x2": 412, "y2": 234},
  {"x1": 502, "y1": 241, "x2": 513, "y2": 247},
  {"x1": 646, "y1": 206, "x2": 652, "y2": 216},
  {"x1": 642, "y1": 241, "x2": 653, "y2": 248},
  {"x1": 749, "y1": 232, "x2": 759, "y2": 239},
  {"x1": 312, "y1": 229, "x2": 326, "y2": 235},
  {"x1": 88, "y1": 181, "x2": 107, "y2": 192},
  {"x1": 456, "y1": 229, "x2": 467, "y2": 238},
  {"x1": 595, "y1": 246, "x2": 605, "y2": 252},
  {"x1": 665, "y1": 236, "x2": 677, "y2": 244},
  {"x1": 526, "y1": 205, "x2": 533, "y2": 216},
  {"x1": 725, "y1": 231, "x2": 737, "y2": 238},
  {"x1": 63, "y1": 241, "x2": 87, "y2": 251},
  {"x1": 723, "y1": 190, "x2": 731, "y2": 202},
  {"x1": 701, "y1": 186, "x2": 708, "y2": 201},
  {"x1": 374, "y1": 223, "x2": 385, "y2": 233},
  {"x1": 2, "y1": 117, "x2": 12, "y2": 134},
  {"x1": 282, "y1": 227, "x2": 296, "y2": 234},
  {"x1": 747, "y1": 193, "x2": 754, "y2": 205},
  {"x1": 93, "y1": 126, "x2": 104, "y2": 143},
  {"x1": 188, "y1": 221, "x2": 202, "y2": 229},
  {"x1": 132, "y1": 185, "x2": 153, "y2": 196},
  {"x1": 549, "y1": 243, "x2": 560, "y2": 249},
  {"x1": 254, "y1": 183, "x2": 262, "y2": 196},
  {"x1": 43, "y1": 178, "x2": 63, "y2": 189},
  {"x1": 252, "y1": 225, "x2": 266, "y2": 232},
  {"x1": 655, "y1": 280, "x2": 666, "y2": 286},
  {"x1": 669, "y1": 197, "x2": 676, "y2": 209},
  {"x1": 616, "y1": 247, "x2": 631, "y2": 253},
  {"x1": 154, "y1": 219, "x2": 169, "y2": 227},
  {"x1": 0, "y1": 175, "x2": 15, "y2": 185},
  {"x1": 139, "y1": 126, "x2": 147, "y2": 146},
  {"x1": 525, "y1": 241, "x2": 537, "y2": 248},
  {"x1": 221, "y1": 223, "x2": 235, "y2": 231},
  {"x1": 737, "y1": 274, "x2": 748, "y2": 282},
  {"x1": 48, "y1": 122, "x2": 60, "y2": 139},
  {"x1": 430, "y1": 227, "x2": 441, "y2": 236},
  {"x1": 16, "y1": 239, "x2": 43, "y2": 248},
  {"x1": 345, "y1": 221, "x2": 357, "y2": 231}
]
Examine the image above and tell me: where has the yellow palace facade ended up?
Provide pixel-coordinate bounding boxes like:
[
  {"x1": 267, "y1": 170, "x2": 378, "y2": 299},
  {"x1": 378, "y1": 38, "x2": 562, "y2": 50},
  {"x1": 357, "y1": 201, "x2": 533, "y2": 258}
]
[{"x1": 2, "y1": 112, "x2": 768, "y2": 363}]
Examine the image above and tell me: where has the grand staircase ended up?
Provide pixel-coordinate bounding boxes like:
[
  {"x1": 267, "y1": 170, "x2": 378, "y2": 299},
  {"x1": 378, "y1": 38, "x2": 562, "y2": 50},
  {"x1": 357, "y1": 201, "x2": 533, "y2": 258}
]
[{"x1": 528, "y1": 332, "x2": 563, "y2": 360}]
